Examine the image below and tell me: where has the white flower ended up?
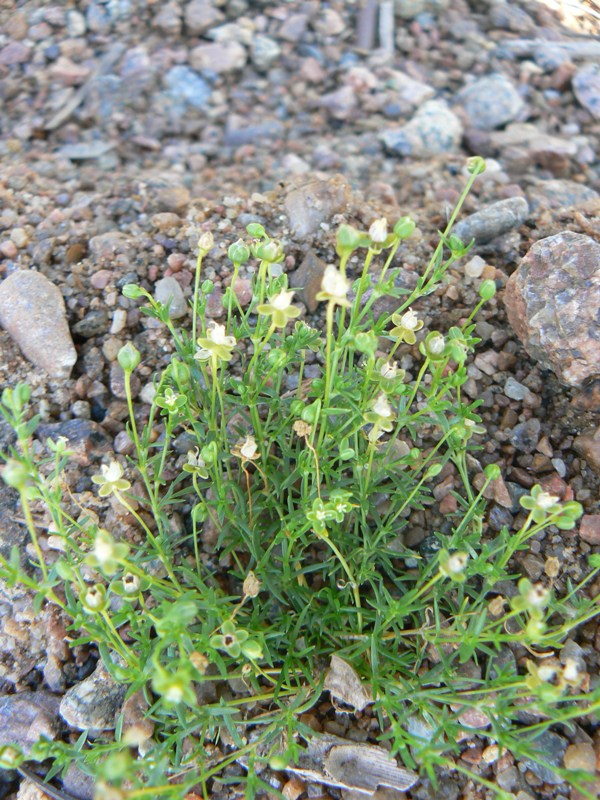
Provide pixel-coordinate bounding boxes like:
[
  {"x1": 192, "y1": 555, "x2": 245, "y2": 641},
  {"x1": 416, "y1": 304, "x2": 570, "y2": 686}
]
[
  {"x1": 93, "y1": 530, "x2": 115, "y2": 565},
  {"x1": 536, "y1": 491, "x2": 560, "y2": 510},
  {"x1": 446, "y1": 552, "x2": 469, "y2": 574},
  {"x1": 380, "y1": 361, "x2": 398, "y2": 380},
  {"x1": 562, "y1": 658, "x2": 580, "y2": 684},
  {"x1": 400, "y1": 308, "x2": 420, "y2": 331},
  {"x1": 428, "y1": 334, "x2": 445, "y2": 355},
  {"x1": 527, "y1": 583, "x2": 550, "y2": 608},
  {"x1": 316, "y1": 265, "x2": 351, "y2": 307},
  {"x1": 368, "y1": 218, "x2": 388, "y2": 244},
  {"x1": 271, "y1": 290, "x2": 295, "y2": 310},
  {"x1": 372, "y1": 393, "x2": 393, "y2": 419},
  {"x1": 122, "y1": 573, "x2": 141, "y2": 594},
  {"x1": 239, "y1": 435, "x2": 258, "y2": 461},
  {"x1": 195, "y1": 322, "x2": 237, "y2": 362}
]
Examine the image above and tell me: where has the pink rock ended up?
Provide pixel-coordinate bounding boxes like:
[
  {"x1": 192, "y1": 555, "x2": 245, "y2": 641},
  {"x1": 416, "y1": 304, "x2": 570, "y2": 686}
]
[
  {"x1": 0, "y1": 41, "x2": 31, "y2": 65},
  {"x1": 580, "y1": 516, "x2": 600, "y2": 545},
  {"x1": 90, "y1": 269, "x2": 114, "y2": 290},
  {"x1": 504, "y1": 232, "x2": 600, "y2": 387}
]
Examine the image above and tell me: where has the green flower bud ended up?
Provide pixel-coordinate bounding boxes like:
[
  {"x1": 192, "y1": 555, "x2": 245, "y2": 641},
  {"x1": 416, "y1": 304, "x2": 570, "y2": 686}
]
[
  {"x1": 253, "y1": 239, "x2": 284, "y2": 263},
  {"x1": 242, "y1": 639, "x2": 263, "y2": 660},
  {"x1": 484, "y1": 463, "x2": 501, "y2": 481},
  {"x1": 118, "y1": 342, "x2": 141, "y2": 373},
  {"x1": 269, "y1": 754, "x2": 288, "y2": 771},
  {"x1": 448, "y1": 234, "x2": 467, "y2": 256},
  {"x1": 0, "y1": 745, "x2": 23, "y2": 770},
  {"x1": 246, "y1": 222, "x2": 267, "y2": 239},
  {"x1": 1, "y1": 459, "x2": 29, "y2": 490},
  {"x1": 466, "y1": 156, "x2": 486, "y2": 175},
  {"x1": 122, "y1": 283, "x2": 146, "y2": 299},
  {"x1": 228, "y1": 239, "x2": 250, "y2": 266},
  {"x1": 335, "y1": 224, "x2": 368, "y2": 258},
  {"x1": 424, "y1": 463, "x2": 443, "y2": 480},
  {"x1": 393, "y1": 216, "x2": 416, "y2": 239},
  {"x1": 479, "y1": 279, "x2": 496, "y2": 301}
]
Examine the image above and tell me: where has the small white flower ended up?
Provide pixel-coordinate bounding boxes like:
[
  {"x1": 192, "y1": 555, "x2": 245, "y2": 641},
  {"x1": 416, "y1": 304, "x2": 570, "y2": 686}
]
[
  {"x1": 380, "y1": 361, "x2": 398, "y2": 379},
  {"x1": 428, "y1": 334, "x2": 445, "y2": 355},
  {"x1": 537, "y1": 664, "x2": 557, "y2": 683},
  {"x1": 562, "y1": 658, "x2": 579, "y2": 684},
  {"x1": 164, "y1": 684, "x2": 184, "y2": 704},
  {"x1": 122, "y1": 573, "x2": 141, "y2": 594},
  {"x1": 271, "y1": 290, "x2": 295, "y2": 310},
  {"x1": 446, "y1": 552, "x2": 469, "y2": 574},
  {"x1": 536, "y1": 491, "x2": 560, "y2": 510},
  {"x1": 93, "y1": 530, "x2": 115, "y2": 566},
  {"x1": 316, "y1": 264, "x2": 351, "y2": 306},
  {"x1": 240, "y1": 435, "x2": 258, "y2": 461},
  {"x1": 527, "y1": 583, "x2": 550, "y2": 608},
  {"x1": 103, "y1": 461, "x2": 124, "y2": 483},
  {"x1": 400, "y1": 308, "x2": 420, "y2": 331},
  {"x1": 372, "y1": 393, "x2": 393, "y2": 419},
  {"x1": 368, "y1": 217, "x2": 388, "y2": 244}
]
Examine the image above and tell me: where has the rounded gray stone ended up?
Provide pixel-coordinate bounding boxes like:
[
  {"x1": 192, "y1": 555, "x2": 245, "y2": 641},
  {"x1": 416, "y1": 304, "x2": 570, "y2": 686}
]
[
  {"x1": 456, "y1": 73, "x2": 525, "y2": 130},
  {"x1": 453, "y1": 197, "x2": 529, "y2": 245}
]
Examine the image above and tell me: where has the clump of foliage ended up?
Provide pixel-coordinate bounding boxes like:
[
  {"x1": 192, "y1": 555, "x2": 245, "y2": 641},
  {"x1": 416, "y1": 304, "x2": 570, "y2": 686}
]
[{"x1": 1, "y1": 157, "x2": 599, "y2": 799}]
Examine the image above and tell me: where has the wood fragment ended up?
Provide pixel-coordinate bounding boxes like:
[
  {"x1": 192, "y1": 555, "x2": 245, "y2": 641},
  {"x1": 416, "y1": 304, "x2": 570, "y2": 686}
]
[
  {"x1": 379, "y1": 0, "x2": 395, "y2": 59},
  {"x1": 356, "y1": 0, "x2": 379, "y2": 52},
  {"x1": 324, "y1": 655, "x2": 374, "y2": 711}
]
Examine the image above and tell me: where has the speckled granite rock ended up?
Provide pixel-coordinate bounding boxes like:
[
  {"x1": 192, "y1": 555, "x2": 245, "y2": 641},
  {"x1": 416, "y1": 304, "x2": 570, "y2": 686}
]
[{"x1": 504, "y1": 232, "x2": 600, "y2": 387}]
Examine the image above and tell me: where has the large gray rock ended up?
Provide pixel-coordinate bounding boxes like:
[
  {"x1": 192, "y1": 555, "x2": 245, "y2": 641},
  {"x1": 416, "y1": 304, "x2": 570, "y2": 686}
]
[
  {"x1": 504, "y1": 232, "x2": 600, "y2": 387},
  {"x1": 453, "y1": 197, "x2": 529, "y2": 245},
  {"x1": 0, "y1": 270, "x2": 77, "y2": 378},
  {"x1": 0, "y1": 692, "x2": 61, "y2": 754},
  {"x1": 60, "y1": 658, "x2": 126, "y2": 731},
  {"x1": 573, "y1": 63, "x2": 600, "y2": 119},
  {"x1": 381, "y1": 100, "x2": 462, "y2": 158},
  {"x1": 285, "y1": 175, "x2": 352, "y2": 238},
  {"x1": 456, "y1": 73, "x2": 525, "y2": 130}
]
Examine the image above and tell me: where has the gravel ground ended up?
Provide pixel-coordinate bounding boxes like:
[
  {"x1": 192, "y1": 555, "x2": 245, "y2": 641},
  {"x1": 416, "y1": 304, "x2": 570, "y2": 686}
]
[{"x1": 1, "y1": 0, "x2": 600, "y2": 798}]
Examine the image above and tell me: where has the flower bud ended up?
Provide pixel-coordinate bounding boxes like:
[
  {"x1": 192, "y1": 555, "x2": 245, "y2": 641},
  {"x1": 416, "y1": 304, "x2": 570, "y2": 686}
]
[
  {"x1": 197, "y1": 231, "x2": 214, "y2": 255},
  {"x1": 228, "y1": 239, "x2": 250, "y2": 266},
  {"x1": 336, "y1": 223, "x2": 365, "y2": 257},
  {"x1": 393, "y1": 216, "x2": 416, "y2": 239},
  {"x1": 246, "y1": 222, "x2": 266, "y2": 238},
  {"x1": 479, "y1": 279, "x2": 496, "y2": 301},
  {"x1": 118, "y1": 343, "x2": 141, "y2": 373},
  {"x1": 368, "y1": 218, "x2": 388, "y2": 244},
  {"x1": 0, "y1": 745, "x2": 23, "y2": 770},
  {"x1": 484, "y1": 463, "x2": 501, "y2": 481},
  {"x1": 122, "y1": 283, "x2": 146, "y2": 299},
  {"x1": 1, "y1": 459, "x2": 29, "y2": 490},
  {"x1": 253, "y1": 239, "x2": 284, "y2": 263},
  {"x1": 466, "y1": 156, "x2": 486, "y2": 175}
]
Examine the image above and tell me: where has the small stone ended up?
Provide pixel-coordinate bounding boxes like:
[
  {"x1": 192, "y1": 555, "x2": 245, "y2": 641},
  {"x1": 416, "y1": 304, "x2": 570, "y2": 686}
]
[
  {"x1": 564, "y1": 743, "x2": 596, "y2": 773},
  {"x1": 153, "y1": 2, "x2": 182, "y2": 35},
  {"x1": 163, "y1": 66, "x2": 212, "y2": 111},
  {"x1": 190, "y1": 41, "x2": 247, "y2": 74},
  {"x1": 394, "y1": 0, "x2": 426, "y2": 19},
  {"x1": 49, "y1": 56, "x2": 92, "y2": 86},
  {"x1": 89, "y1": 231, "x2": 136, "y2": 263},
  {"x1": 0, "y1": 240, "x2": 18, "y2": 258},
  {"x1": 453, "y1": 198, "x2": 529, "y2": 246},
  {"x1": 504, "y1": 232, "x2": 600, "y2": 387},
  {"x1": 288, "y1": 250, "x2": 327, "y2": 313},
  {"x1": 36, "y1": 419, "x2": 109, "y2": 466},
  {"x1": 0, "y1": 270, "x2": 77, "y2": 378},
  {"x1": 110, "y1": 308, "x2": 128, "y2": 335},
  {"x1": 66, "y1": 10, "x2": 87, "y2": 36},
  {"x1": 154, "y1": 276, "x2": 187, "y2": 319},
  {"x1": 381, "y1": 100, "x2": 463, "y2": 158},
  {"x1": 504, "y1": 377, "x2": 530, "y2": 402},
  {"x1": 73, "y1": 310, "x2": 109, "y2": 338},
  {"x1": 573, "y1": 429, "x2": 600, "y2": 476},
  {"x1": 315, "y1": 8, "x2": 346, "y2": 36},
  {"x1": 233, "y1": 278, "x2": 253, "y2": 308},
  {"x1": 285, "y1": 175, "x2": 352, "y2": 239},
  {"x1": 510, "y1": 418, "x2": 541, "y2": 454},
  {"x1": 57, "y1": 142, "x2": 116, "y2": 160},
  {"x1": 464, "y1": 256, "x2": 485, "y2": 278},
  {"x1": 250, "y1": 35, "x2": 281, "y2": 72},
  {"x1": 320, "y1": 85, "x2": 358, "y2": 120},
  {"x1": 527, "y1": 179, "x2": 599, "y2": 212},
  {"x1": 154, "y1": 186, "x2": 190, "y2": 213},
  {"x1": 520, "y1": 730, "x2": 567, "y2": 785},
  {"x1": 456, "y1": 73, "x2": 525, "y2": 130},
  {"x1": 278, "y1": 13, "x2": 309, "y2": 42},
  {"x1": 579, "y1": 515, "x2": 600, "y2": 545},
  {"x1": 573, "y1": 63, "x2": 600, "y2": 119},
  {"x1": 184, "y1": 0, "x2": 223, "y2": 34},
  {"x1": 0, "y1": 41, "x2": 32, "y2": 66},
  {"x1": 0, "y1": 692, "x2": 61, "y2": 754},
  {"x1": 60, "y1": 659, "x2": 126, "y2": 731}
]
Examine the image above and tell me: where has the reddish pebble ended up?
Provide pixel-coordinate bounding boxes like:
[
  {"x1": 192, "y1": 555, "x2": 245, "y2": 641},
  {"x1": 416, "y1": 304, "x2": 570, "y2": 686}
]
[
  {"x1": 580, "y1": 515, "x2": 600, "y2": 545},
  {"x1": 233, "y1": 278, "x2": 253, "y2": 307},
  {"x1": 0, "y1": 240, "x2": 18, "y2": 258},
  {"x1": 148, "y1": 265, "x2": 159, "y2": 282},
  {"x1": 167, "y1": 253, "x2": 187, "y2": 273},
  {"x1": 439, "y1": 493, "x2": 457, "y2": 514},
  {"x1": 91, "y1": 270, "x2": 114, "y2": 290}
]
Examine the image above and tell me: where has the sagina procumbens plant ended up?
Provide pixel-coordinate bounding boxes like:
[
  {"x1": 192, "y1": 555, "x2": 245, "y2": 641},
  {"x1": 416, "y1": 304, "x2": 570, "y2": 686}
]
[{"x1": 1, "y1": 157, "x2": 599, "y2": 799}]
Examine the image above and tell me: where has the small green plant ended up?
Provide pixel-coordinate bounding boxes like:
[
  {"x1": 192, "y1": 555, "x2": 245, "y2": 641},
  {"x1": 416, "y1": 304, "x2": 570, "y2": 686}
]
[{"x1": 1, "y1": 157, "x2": 599, "y2": 799}]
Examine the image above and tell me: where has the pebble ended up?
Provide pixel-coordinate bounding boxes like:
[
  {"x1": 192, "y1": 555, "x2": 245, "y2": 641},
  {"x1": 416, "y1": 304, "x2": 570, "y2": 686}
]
[
  {"x1": 463, "y1": 255, "x2": 485, "y2": 278},
  {"x1": 504, "y1": 232, "x2": 600, "y2": 387},
  {"x1": 579, "y1": 515, "x2": 600, "y2": 545},
  {"x1": 520, "y1": 730, "x2": 567, "y2": 785},
  {"x1": 89, "y1": 231, "x2": 136, "y2": 263},
  {"x1": 60, "y1": 658, "x2": 126, "y2": 731},
  {"x1": 288, "y1": 249, "x2": 327, "y2": 312},
  {"x1": 73, "y1": 310, "x2": 110, "y2": 338},
  {"x1": 456, "y1": 73, "x2": 525, "y2": 130},
  {"x1": 57, "y1": 141, "x2": 116, "y2": 161},
  {"x1": 0, "y1": 692, "x2": 61, "y2": 754},
  {"x1": 0, "y1": 270, "x2": 77, "y2": 378},
  {"x1": 154, "y1": 276, "x2": 187, "y2": 319},
  {"x1": 284, "y1": 175, "x2": 352, "y2": 239},
  {"x1": 388, "y1": 70, "x2": 435, "y2": 107},
  {"x1": 163, "y1": 66, "x2": 212, "y2": 111},
  {"x1": 454, "y1": 197, "x2": 529, "y2": 246},
  {"x1": 184, "y1": 0, "x2": 223, "y2": 34},
  {"x1": 572, "y1": 63, "x2": 600, "y2": 119},
  {"x1": 154, "y1": 186, "x2": 190, "y2": 214},
  {"x1": 504, "y1": 377, "x2": 530, "y2": 402},
  {"x1": 190, "y1": 41, "x2": 247, "y2": 74},
  {"x1": 573, "y1": 428, "x2": 600, "y2": 476},
  {"x1": 250, "y1": 35, "x2": 281, "y2": 72},
  {"x1": 0, "y1": 41, "x2": 32, "y2": 66},
  {"x1": 380, "y1": 100, "x2": 463, "y2": 158},
  {"x1": 510, "y1": 418, "x2": 541, "y2": 454},
  {"x1": 526, "y1": 179, "x2": 599, "y2": 211},
  {"x1": 278, "y1": 13, "x2": 309, "y2": 42}
]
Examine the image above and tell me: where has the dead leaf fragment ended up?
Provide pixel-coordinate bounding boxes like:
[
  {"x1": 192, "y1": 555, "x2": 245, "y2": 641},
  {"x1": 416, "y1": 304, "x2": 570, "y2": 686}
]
[{"x1": 324, "y1": 655, "x2": 374, "y2": 712}]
